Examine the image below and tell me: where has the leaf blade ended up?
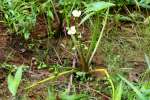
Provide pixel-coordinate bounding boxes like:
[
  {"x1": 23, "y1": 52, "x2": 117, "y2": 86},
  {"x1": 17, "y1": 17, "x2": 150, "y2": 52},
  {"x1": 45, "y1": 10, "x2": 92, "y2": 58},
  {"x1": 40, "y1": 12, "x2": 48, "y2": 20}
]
[{"x1": 7, "y1": 66, "x2": 23, "y2": 96}]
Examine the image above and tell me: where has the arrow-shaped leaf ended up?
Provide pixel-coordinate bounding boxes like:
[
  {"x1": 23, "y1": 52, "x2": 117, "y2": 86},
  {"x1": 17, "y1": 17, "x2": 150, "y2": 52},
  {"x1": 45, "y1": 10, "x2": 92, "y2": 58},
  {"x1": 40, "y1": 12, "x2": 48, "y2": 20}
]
[{"x1": 8, "y1": 66, "x2": 23, "y2": 96}]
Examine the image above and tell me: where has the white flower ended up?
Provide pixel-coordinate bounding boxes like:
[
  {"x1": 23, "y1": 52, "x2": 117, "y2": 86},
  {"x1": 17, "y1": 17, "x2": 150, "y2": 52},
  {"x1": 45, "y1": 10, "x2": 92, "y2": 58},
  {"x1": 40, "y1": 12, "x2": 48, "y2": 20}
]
[
  {"x1": 72, "y1": 10, "x2": 81, "y2": 17},
  {"x1": 67, "y1": 26, "x2": 76, "y2": 35}
]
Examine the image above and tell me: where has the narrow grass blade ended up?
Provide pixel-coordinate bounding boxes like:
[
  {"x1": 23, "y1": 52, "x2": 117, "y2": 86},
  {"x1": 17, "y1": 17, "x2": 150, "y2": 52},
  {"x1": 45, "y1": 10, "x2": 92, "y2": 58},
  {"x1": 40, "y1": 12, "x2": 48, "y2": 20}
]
[
  {"x1": 79, "y1": 12, "x2": 94, "y2": 26},
  {"x1": 88, "y1": 9, "x2": 109, "y2": 65},
  {"x1": 144, "y1": 54, "x2": 150, "y2": 70},
  {"x1": 86, "y1": 17, "x2": 100, "y2": 62},
  {"x1": 118, "y1": 74, "x2": 146, "y2": 100},
  {"x1": 46, "y1": 87, "x2": 56, "y2": 100},
  {"x1": 113, "y1": 81, "x2": 123, "y2": 100}
]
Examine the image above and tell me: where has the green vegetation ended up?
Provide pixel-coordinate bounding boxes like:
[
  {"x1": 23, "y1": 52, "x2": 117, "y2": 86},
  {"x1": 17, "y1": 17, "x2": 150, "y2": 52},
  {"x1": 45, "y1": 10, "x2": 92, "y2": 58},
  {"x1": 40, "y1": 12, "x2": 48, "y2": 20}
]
[
  {"x1": 8, "y1": 66, "x2": 23, "y2": 96},
  {"x1": 0, "y1": 0, "x2": 150, "y2": 99}
]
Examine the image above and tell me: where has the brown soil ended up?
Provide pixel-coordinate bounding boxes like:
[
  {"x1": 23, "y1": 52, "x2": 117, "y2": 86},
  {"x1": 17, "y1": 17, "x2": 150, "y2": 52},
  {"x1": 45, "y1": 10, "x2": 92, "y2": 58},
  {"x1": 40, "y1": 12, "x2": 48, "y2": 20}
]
[{"x1": 31, "y1": 15, "x2": 48, "y2": 39}]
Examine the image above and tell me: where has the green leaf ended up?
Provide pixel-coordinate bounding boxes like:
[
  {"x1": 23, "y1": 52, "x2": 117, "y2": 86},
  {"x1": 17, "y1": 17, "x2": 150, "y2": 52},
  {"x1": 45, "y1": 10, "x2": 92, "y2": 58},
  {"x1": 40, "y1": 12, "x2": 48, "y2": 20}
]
[
  {"x1": 14, "y1": 67, "x2": 23, "y2": 87},
  {"x1": 24, "y1": 31, "x2": 30, "y2": 40},
  {"x1": 140, "y1": 0, "x2": 150, "y2": 4},
  {"x1": 61, "y1": 92, "x2": 87, "y2": 100},
  {"x1": 8, "y1": 74, "x2": 16, "y2": 96},
  {"x1": 145, "y1": 54, "x2": 150, "y2": 70},
  {"x1": 141, "y1": 81, "x2": 150, "y2": 96},
  {"x1": 79, "y1": 12, "x2": 94, "y2": 25},
  {"x1": 113, "y1": 81, "x2": 123, "y2": 100},
  {"x1": 85, "y1": 1, "x2": 115, "y2": 13},
  {"x1": 0, "y1": 0, "x2": 37, "y2": 39},
  {"x1": 80, "y1": 1, "x2": 114, "y2": 25},
  {"x1": 115, "y1": 14, "x2": 132, "y2": 21},
  {"x1": 47, "y1": 10, "x2": 54, "y2": 20},
  {"x1": 46, "y1": 88, "x2": 56, "y2": 100},
  {"x1": 8, "y1": 67, "x2": 23, "y2": 96},
  {"x1": 118, "y1": 74, "x2": 146, "y2": 100}
]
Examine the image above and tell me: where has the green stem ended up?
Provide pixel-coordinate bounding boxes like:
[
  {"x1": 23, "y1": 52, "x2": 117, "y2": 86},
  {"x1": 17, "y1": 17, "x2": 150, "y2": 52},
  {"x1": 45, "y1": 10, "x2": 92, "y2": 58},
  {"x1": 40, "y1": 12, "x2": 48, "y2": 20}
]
[
  {"x1": 25, "y1": 69, "x2": 76, "y2": 90},
  {"x1": 134, "y1": 0, "x2": 141, "y2": 12},
  {"x1": 88, "y1": 9, "x2": 109, "y2": 66},
  {"x1": 50, "y1": 0, "x2": 60, "y2": 25},
  {"x1": 90, "y1": 68, "x2": 115, "y2": 99},
  {"x1": 71, "y1": 35, "x2": 88, "y2": 72}
]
